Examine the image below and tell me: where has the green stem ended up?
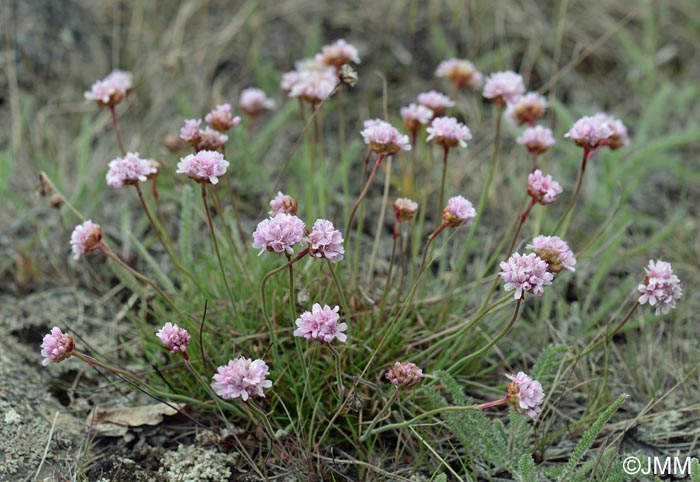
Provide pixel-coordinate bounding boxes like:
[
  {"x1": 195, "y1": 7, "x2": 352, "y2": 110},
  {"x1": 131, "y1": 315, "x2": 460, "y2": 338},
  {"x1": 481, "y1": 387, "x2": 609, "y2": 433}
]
[
  {"x1": 329, "y1": 345, "x2": 345, "y2": 402},
  {"x1": 553, "y1": 148, "x2": 593, "y2": 235},
  {"x1": 326, "y1": 260, "x2": 351, "y2": 318},
  {"x1": 109, "y1": 105, "x2": 126, "y2": 156},
  {"x1": 360, "y1": 391, "x2": 398, "y2": 441},
  {"x1": 438, "y1": 145, "x2": 450, "y2": 223},
  {"x1": 346, "y1": 153, "x2": 385, "y2": 236},
  {"x1": 286, "y1": 254, "x2": 297, "y2": 321},
  {"x1": 379, "y1": 232, "x2": 399, "y2": 317}
]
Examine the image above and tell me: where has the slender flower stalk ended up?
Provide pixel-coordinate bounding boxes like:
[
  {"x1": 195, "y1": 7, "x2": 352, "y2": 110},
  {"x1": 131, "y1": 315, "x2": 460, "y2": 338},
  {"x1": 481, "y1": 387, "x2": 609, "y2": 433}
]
[
  {"x1": 360, "y1": 391, "x2": 399, "y2": 441},
  {"x1": 379, "y1": 234, "x2": 399, "y2": 316},
  {"x1": 506, "y1": 198, "x2": 537, "y2": 258},
  {"x1": 346, "y1": 153, "x2": 385, "y2": 235},
  {"x1": 201, "y1": 185, "x2": 240, "y2": 322},
  {"x1": 553, "y1": 148, "x2": 595, "y2": 234},
  {"x1": 109, "y1": 105, "x2": 126, "y2": 156},
  {"x1": 438, "y1": 146, "x2": 449, "y2": 221},
  {"x1": 259, "y1": 249, "x2": 310, "y2": 335}
]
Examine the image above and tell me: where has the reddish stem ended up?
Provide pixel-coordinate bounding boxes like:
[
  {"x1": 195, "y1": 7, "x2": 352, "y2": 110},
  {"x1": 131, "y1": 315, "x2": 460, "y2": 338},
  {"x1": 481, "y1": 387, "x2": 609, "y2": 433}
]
[
  {"x1": 346, "y1": 153, "x2": 385, "y2": 234},
  {"x1": 109, "y1": 105, "x2": 126, "y2": 156}
]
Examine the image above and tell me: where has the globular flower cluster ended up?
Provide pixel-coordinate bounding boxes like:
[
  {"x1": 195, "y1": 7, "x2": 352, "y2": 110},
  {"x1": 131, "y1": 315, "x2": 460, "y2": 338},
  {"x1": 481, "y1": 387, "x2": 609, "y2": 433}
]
[
  {"x1": 205, "y1": 103, "x2": 241, "y2": 132},
  {"x1": 386, "y1": 361, "x2": 423, "y2": 389},
  {"x1": 41, "y1": 327, "x2": 75, "y2": 366},
  {"x1": 319, "y1": 39, "x2": 361, "y2": 67},
  {"x1": 294, "y1": 304, "x2": 347, "y2": 343},
  {"x1": 268, "y1": 191, "x2": 298, "y2": 217},
  {"x1": 507, "y1": 372, "x2": 545, "y2": 420},
  {"x1": 283, "y1": 57, "x2": 339, "y2": 104},
  {"x1": 239, "y1": 88, "x2": 275, "y2": 118},
  {"x1": 527, "y1": 169, "x2": 562, "y2": 205},
  {"x1": 252, "y1": 213, "x2": 306, "y2": 256},
  {"x1": 211, "y1": 357, "x2": 273, "y2": 401},
  {"x1": 442, "y1": 195, "x2": 476, "y2": 227},
  {"x1": 565, "y1": 115, "x2": 613, "y2": 149},
  {"x1": 506, "y1": 92, "x2": 547, "y2": 126},
  {"x1": 84, "y1": 70, "x2": 133, "y2": 107},
  {"x1": 426, "y1": 116, "x2": 472, "y2": 148},
  {"x1": 400, "y1": 103, "x2": 434, "y2": 133},
  {"x1": 435, "y1": 58, "x2": 483, "y2": 89},
  {"x1": 637, "y1": 260, "x2": 683, "y2": 315},
  {"x1": 527, "y1": 235, "x2": 576, "y2": 273},
  {"x1": 307, "y1": 219, "x2": 345, "y2": 262},
  {"x1": 417, "y1": 90, "x2": 454, "y2": 117},
  {"x1": 106, "y1": 152, "x2": 157, "y2": 188},
  {"x1": 517, "y1": 126, "x2": 555, "y2": 155},
  {"x1": 591, "y1": 112, "x2": 629, "y2": 150},
  {"x1": 198, "y1": 127, "x2": 230, "y2": 150},
  {"x1": 393, "y1": 198, "x2": 419, "y2": 222},
  {"x1": 177, "y1": 150, "x2": 229, "y2": 184},
  {"x1": 70, "y1": 220, "x2": 102, "y2": 260},
  {"x1": 180, "y1": 119, "x2": 203, "y2": 146},
  {"x1": 361, "y1": 119, "x2": 411, "y2": 155},
  {"x1": 156, "y1": 323, "x2": 191, "y2": 357},
  {"x1": 482, "y1": 71, "x2": 526, "y2": 105},
  {"x1": 499, "y1": 253, "x2": 554, "y2": 299}
]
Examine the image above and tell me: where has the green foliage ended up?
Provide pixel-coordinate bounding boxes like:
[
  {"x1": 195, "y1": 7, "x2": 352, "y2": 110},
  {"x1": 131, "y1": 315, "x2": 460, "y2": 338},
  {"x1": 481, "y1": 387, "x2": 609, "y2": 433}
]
[{"x1": 691, "y1": 458, "x2": 700, "y2": 482}]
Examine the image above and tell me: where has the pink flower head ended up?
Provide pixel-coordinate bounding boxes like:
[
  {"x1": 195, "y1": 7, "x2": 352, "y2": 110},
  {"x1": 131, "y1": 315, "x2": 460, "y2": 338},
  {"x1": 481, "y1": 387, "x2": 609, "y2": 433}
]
[
  {"x1": 104, "y1": 70, "x2": 134, "y2": 93},
  {"x1": 435, "y1": 58, "x2": 483, "y2": 89},
  {"x1": 294, "y1": 303, "x2": 347, "y2": 343},
  {"x1": 307, "y1": 219, "x2": 345, "y2": 262},
  {"x1": 482, "y1": 71, "x2": 526, "y2": 105},
  {"x1": 239, "y1": 88, "x2": 275, "y2": 117},
  {"x1": 70, "y1": 220, "x2": 102, "y2": 260},
  {"x1": 319, "y1": 39, "x2": 361, "y2": 67},
  {"x1": 288, "y1": 67, "x2": 338, "y2": 104},
  {"x1": 526, "y1": 235, "x2": 576, "y2": 273},
  {"x1": 41, "y1": 327, "x2": 75, "y2": 366},
  {"x1": 361, "y1": 119, "x2": 411, "y2": 155},
  {"x1": 84, "y1": 70, "x2": 132, "y2": 107},
  {"x1": 564, "y1": 115, "x2": 613, "y2": 149},
  {"x1": 442, "y1": 195, "x2": 476, "y2": 227},
  {"x1": 176, "y1": 150, "x2": 229, "y2": 184},
  {"x1": 591, "y1": 112, "x2": 629, "y2": 150},
  {"x1": 179, "y1": 119, "x2": 203, "y2": 146},
  {"x1": 106, "y1": 152, "x2": 157, "y2": 188},
  {"x1": 205, "y1": 103, "x2": 241, "y2": 132},
  {"x1": 268, "y1": 191, "x2": 298, "y2": 216},
  {"x1": 197, "y1": 127, "x2": 229, "y2": 150},
  {"x1": 252, "y1": 213, "x2": 306, "y2": 256},
  {"x1": 499, "y1": 253, "x2": 554, "y2": 299},
  {"x1": 417, "y1": 90, "x2": 455, "y2": 117},
  {"x1": 507, "y1": 372, "x2": 545, "y2": 420},
  {"x1": 517, "y1": 126, "x2": 555, "y2": 155},
  {"x1": 400, "y1": 103, "x2": 434, "y2": 133},
  {"x1": 393, "y1": 198, "x2": 419, "y2": 222},
  {"x1": 426, "y1": 116, "x2": 472, "y2": 148},
  {"x1": 156, "y1": 322, "x2": 191, "y2": 357},
  {"x1": 527, "y1": 169, "x2": 562, "y2": 205},
  {"x1": 638, "y1": 260, "x2": 683, "y2": 315},
  {"x1": 281, "y1": 70, "x2": 300, "y2": 93},
  {"x1": 506, "y1": 92, "x2": 548, "y2": 126},
  {"x1": 386, "y1": 361, "x2": 423, "y2": 389},
  {"x1": 211, "y1": 357, "x2": 273, "y2": 401}
]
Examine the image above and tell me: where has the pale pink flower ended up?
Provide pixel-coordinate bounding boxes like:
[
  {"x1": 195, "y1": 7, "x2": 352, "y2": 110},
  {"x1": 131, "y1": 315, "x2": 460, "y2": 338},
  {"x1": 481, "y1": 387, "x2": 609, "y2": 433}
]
[
  {"x1": 435, "y1": 58, "x2": 483, "y2": 89},
  {"x1": 591, "y1": 113, "x2": 629, "y2": 149},
  {"x1": 252, "y1": 213, "x2": 306, "y2": 256},
  {"x1": 499, "y1": 253, "x2": 554, "y2": 299},
  {"x1": 294, "y1": 303, "x2": 347, "y2": 343},
  {"x1": 281, "y1": 71, "x2": 300, "y2": 93},
  {"x1": 106, "y1": 152, "x2": 157, "y2": 188},
  {"x1": 205, "y1": 103, "x2": 241, "y2": 132},
  {"x1": 527, "y1": 169, "x2": 562, "y2": 204},
  {"x1": 361, "y1": 119, "x2": 411, "y2": 155},
  {"x1": 400, "y1": 103, "x2": 434, "y2": 133},
  {"x1": 638, "y1": 260, "x2": 683, "y2": 315},
  {"x1": 104, "y1": 70, "x2": 133, "y2": 93},
  {"x1": 319, "y1": 39, "x2": 361, "y2": 67},
  {"x1": 526, "y1": 235, "x2": 576, "y2": 273},
  {"x1": 84, "y1": 70, "x2": 132, "y2": 106},
  {"x1": 177, "y1": 150, "x2": 229, "y2": 184},
  {"x1": 179, "y1": 119, "x2": 203, "y2": 146},
  {"x1": 268, "y1": 191, "x2": 298, "y2": 216},
  {"x1": 506, "y1": 92, "x2": 547, "y2": 126},
  {"x1": 211, "y1": 357, "x2": 273, "y2": 401},
  {"x1": 386, "y1": 362, "x2": 423, "y2": 388},
  {"x1": 41, "y1": 327, "x2": 75, "y2": 366},
  {"x1": 70, "y1": 220, "x2": 102, "y2": 260},
  {"x1": 197, "y1": 127, "x2": 229, "y2": 150},
  {"x1": 483, "y1": 71, "x2": 526, "y2": 105},
  {"x1": 156, "y1": 323, "x2": 191, "y2": 356},
  {"x1": 426, "y1": 116, "x2": 472, "y2": 148},
  {"x1": 393, "y1": 198, "x2": 419, "y2": 222},
  {"x1": 239, "y1": 88, "x2": 275, "y2": 117},
  {"x1": 288, "y1": 67, "x2": 338, "y2": 104},
  {"x1": 507, "y1": 372, "x2": 545, "y2": 420},
  {"x1": 442, "y1": 195, "x2": 476, "y2": 227},
  {"x1": 517, "y1": 126, "x2": 555, "y2": 155},
  {"x1": 307, "y1": 219, "x2": 344, "y2": 262},
  {"x1": 564, "y1": 115, "x2": 613, "y2": 149},
  {"x1": 417, "y1": 90, "x2": 455, "y2": 117}
]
